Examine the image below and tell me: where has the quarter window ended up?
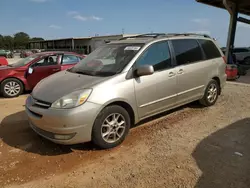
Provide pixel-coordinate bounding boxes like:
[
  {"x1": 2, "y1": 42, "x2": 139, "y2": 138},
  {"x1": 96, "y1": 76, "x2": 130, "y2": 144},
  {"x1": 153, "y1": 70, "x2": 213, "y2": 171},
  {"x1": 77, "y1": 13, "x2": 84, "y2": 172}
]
[
  {"x1": 198, "y1": 39, "x2": 221, "y2": 60},
  {"x1": 136, "y1": 41, "x2": 172, "y2": 71},
  {"x1": 171, "y1": 39, "x2": 203, "y2": 65}
]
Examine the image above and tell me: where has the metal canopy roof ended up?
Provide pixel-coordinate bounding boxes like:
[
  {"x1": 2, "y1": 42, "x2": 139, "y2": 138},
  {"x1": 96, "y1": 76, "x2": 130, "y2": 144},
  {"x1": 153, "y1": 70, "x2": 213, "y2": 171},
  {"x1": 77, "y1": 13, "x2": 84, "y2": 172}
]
[{"x1": 196, "y1": 0, "x2": 250, "y2": 16}]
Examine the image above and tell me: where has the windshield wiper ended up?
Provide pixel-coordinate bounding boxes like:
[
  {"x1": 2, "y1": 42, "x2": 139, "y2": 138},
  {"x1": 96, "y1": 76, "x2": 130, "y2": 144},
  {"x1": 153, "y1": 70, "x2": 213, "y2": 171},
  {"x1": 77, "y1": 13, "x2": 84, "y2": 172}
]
[{"x1": 75, "y1": 70, "x2": 95, "y2": 76}]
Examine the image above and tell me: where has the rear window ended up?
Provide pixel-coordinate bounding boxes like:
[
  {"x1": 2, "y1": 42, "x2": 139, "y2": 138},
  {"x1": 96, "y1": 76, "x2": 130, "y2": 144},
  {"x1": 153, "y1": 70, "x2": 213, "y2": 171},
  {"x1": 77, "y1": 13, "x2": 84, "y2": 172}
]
[
  {"x1": 198, "y1": 39, "x2": 221, "y2": 60},
  {"x1": 171, "y1": 39, "x2": 203, "y2": 65}
]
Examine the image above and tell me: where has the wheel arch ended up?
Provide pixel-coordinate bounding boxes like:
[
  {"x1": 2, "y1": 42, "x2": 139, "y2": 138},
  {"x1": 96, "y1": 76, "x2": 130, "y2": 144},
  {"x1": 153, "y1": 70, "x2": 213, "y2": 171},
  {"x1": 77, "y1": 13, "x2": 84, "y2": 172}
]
[
  {"x1": 0, "y1": 77, "x2": 25, "y2": 90},
  {"x1": 212, "y1": 76, "x2": 221, "y2": 95},
  {"x1": 100, "y1": 100, "x2": 137, "y2": 126}
]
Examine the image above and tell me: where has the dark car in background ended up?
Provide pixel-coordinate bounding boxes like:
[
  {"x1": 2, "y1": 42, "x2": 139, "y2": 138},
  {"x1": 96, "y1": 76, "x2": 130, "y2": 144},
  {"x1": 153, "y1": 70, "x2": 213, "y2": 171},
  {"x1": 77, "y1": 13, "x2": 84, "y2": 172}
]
[
  {"x1": 232, "y1": 47, "x2": 250, "y2": 63},
  {"x1": 20, "y1": 50, "x2": 33, "y2": 58},
  {"x1": 0, "y1": 51, "x2": 85, "y2": 98}
]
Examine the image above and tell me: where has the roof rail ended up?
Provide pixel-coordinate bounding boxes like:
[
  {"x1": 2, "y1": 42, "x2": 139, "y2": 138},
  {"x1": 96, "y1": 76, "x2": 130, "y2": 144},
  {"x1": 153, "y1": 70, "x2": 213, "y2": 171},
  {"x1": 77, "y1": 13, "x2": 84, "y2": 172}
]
[
  {"x1": 119, "y1": 33, "x2": 167, "y2": 40},
  {"x1": 119, "y1": 32, "x2": 212, "y2": 41},
  {"x1": 163, "y1": 33, "x2": 211, "y2": 38}
]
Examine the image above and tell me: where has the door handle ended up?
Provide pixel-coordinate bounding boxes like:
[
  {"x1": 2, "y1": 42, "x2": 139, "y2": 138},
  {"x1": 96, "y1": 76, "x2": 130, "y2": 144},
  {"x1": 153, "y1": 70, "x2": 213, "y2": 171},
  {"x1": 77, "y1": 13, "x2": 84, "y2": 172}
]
[
  {"x1": 52, "y1": 68, "x2": 60, "y2": 71},
  {"x1": 168, "y1": 72, "x2": 176, "y2": 77},
  {"x1": 177, "y1": 69, "x2": 184, "y2": 74}
]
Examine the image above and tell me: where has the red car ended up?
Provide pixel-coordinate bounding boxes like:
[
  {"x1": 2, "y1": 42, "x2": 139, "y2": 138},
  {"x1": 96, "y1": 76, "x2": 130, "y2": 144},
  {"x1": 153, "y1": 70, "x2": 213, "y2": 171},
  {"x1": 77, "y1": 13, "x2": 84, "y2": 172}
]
[
  {"x1": 0, "y1": 51, "x2": 85, "y2": 98},
  {"x1": 0, "y1": 57, "x2": 8, "y2": 66},
  {"x1": 20, "y1": 50, "x2": 33, "y2": 58}
]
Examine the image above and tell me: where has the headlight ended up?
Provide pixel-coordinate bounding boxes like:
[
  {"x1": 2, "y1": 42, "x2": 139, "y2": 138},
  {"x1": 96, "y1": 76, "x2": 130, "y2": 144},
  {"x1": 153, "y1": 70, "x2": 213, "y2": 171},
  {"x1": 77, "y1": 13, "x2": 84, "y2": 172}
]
[{"x1": 51, "y1": 89, "x2": 92, "y2": 109}]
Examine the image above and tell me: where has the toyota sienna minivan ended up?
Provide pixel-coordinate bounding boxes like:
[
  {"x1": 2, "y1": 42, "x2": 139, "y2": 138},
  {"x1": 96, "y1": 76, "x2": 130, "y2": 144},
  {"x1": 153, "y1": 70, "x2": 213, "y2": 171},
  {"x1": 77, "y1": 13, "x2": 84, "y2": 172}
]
[{"x1": 25, "y1": 33, "x2": 227, "y2": 149}]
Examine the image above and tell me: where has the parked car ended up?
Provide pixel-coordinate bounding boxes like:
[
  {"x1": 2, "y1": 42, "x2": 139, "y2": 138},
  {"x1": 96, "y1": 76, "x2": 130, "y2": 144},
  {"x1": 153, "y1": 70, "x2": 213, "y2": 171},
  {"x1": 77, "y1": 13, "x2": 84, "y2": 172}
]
[
  {"x1": 232, "y1": 47, "x2": 250, "y2": 63},
  {"x1": 0, "y1": 57, "x2": 8, "y2": 66},
  {"x1": 25, "y1": 33, "x2": 227, "y2": 149},
  {"x1": 0, "y1": 51, "x2": 85, "y2": 98},
  {"x1": 31, "y1": 49, "x2": 42, "y2": 53},
  {"x1": 20, "y1": 50, "x2": 33, "y2": 58},
  {"x1": 0, "y1": 49, "x2": 14, "y2": 58}
]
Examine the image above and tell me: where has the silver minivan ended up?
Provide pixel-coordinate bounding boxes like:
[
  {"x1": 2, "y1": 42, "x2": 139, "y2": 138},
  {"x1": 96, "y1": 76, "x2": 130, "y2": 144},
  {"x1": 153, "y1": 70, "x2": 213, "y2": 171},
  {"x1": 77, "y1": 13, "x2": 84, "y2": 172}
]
[{"x1": 25, "y1": 33, "x2": 227, "y2": 149}]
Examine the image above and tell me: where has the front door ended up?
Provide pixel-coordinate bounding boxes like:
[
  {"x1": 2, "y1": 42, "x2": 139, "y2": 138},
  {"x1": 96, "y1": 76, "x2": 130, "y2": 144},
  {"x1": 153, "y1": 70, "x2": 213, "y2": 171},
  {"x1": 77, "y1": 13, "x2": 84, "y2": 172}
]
[
  {"x1": 170, "y1": 39, "x2": 207, "y2": 105},
  {"x1": 26, "y1": 54, "x2": 61, "y2": 89},
  {"x1": 133, "y1": 41, "x2": 177, "y2": 119}
]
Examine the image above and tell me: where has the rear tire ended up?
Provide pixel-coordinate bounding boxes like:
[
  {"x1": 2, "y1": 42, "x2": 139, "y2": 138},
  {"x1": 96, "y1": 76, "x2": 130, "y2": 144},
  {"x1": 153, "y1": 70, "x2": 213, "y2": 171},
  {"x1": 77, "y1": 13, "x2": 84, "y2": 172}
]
[
  {"x1": 92, "y1": 105, "x2": 131, "y2": 149},
  {"x1": 199, "y1": 79, "x2": 219, "y2": 107},
  {"x1": 0, "y1": 78, "x2": 24, "y2": 98}
]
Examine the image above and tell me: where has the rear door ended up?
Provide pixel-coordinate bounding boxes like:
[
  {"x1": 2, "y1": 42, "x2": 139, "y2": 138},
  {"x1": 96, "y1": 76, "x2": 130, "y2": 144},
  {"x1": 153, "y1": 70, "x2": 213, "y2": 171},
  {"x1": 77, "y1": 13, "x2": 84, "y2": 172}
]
[
  {"x1": 26, "y1": 54, "x2": 61, "y2": 89},
  {"x1": 60, "y1": 54, "x2": 82, "y2": 70},
  {"x1": 170, "y1": 39, "x2": 207, "y2": 105}
]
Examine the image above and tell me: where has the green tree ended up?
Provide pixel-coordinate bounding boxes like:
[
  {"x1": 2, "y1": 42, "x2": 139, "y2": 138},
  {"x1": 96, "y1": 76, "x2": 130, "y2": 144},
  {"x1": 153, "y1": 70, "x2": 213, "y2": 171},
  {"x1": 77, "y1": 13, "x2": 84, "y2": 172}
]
[
  {"x1": 30, "y1": 37, "x2": 44, "y2": 41},
  {"x1": 14, "y1": 32, "x2": 30, "y2": 49},
  {"x1": 3, "y1": 35, "x2": 14, "y2": 49},
  {"x1": 0, "y1": 34, "x2": 3, "y2": 49}
]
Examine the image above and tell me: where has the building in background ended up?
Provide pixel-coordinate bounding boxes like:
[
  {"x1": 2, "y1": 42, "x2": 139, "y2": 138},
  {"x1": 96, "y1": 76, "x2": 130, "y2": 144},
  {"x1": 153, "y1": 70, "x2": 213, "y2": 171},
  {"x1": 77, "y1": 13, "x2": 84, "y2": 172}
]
[{"x1": 28, "y1": 34, "x2": 138, "y2": 54}]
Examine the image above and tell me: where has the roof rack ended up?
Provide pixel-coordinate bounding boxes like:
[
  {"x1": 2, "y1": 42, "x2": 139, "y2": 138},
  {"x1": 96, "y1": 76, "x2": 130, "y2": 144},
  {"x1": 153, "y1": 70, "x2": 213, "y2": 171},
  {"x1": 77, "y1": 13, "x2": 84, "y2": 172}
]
[
  {"x1": 119, "y1": 32, "x2": 212, "y2": 41},
  {"x1": 164, "y1": 33, "x2": 211, "y2": 38},
  {"x1": 119, "y1": 33, "x2": 167, "y2": 40}
]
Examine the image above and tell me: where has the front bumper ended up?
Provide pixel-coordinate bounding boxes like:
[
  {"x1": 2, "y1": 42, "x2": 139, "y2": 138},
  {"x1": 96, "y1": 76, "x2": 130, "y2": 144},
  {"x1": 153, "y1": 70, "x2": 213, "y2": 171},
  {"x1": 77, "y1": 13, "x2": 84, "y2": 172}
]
[{"x1": 25, "y1": 96, "x2": 102, "y2": 145}]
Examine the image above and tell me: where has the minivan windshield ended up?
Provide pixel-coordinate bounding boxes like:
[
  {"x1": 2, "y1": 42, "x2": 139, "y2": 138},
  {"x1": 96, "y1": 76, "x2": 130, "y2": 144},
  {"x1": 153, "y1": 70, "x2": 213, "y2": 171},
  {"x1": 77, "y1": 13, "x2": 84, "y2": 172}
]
[
  {"x1": 10, "y1": 55, "x2": 39, "y2": 67},
  {"x1": 68, "y1": 43, "x2": 144, "y2": 76}
]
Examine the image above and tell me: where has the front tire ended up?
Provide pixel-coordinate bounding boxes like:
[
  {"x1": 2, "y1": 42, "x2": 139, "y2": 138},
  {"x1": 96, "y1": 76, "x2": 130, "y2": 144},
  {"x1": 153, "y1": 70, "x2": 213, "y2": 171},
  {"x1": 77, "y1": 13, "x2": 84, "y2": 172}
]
[
  {"x1": 0, "y1": 78, "x2": 24, "y2": 98},
  {"x1": 199, "y1": 79, "x2": 219, "y2": 107},
  {"x1": 92, "y1": 105, "x2": 131, "y2": 149}
]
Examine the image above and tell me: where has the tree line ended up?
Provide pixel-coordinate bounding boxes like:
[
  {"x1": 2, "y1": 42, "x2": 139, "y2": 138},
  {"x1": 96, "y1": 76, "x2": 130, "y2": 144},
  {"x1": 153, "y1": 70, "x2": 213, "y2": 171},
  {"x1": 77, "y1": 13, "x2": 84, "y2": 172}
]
[{"x1": 0, "y1": 32, "x2": 44, "y2": 50}]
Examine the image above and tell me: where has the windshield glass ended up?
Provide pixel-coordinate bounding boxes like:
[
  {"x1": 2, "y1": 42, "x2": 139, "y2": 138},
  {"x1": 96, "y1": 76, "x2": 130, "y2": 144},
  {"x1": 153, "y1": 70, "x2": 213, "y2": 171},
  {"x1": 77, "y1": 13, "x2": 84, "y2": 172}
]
[
  {"x1": 10, "y1": 55, "x2": 40, "y2": 67},
  {"x1": 69, "y1": 43, "x2": 144, "y2": 76}
]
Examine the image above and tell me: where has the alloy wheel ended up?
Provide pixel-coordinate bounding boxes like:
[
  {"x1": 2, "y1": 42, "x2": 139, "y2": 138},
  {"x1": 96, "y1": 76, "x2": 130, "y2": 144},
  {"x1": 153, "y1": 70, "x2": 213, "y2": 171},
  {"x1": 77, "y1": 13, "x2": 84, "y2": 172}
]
[
  {"x1": 101, "y1": 113, "x2": 126, "y2": 143},
  {"x1": 207, "y1": 83, "x2": 217, "y2": 103},
  {"x1": 4, "y1": 81, "x2": 21, "y2": 97}
]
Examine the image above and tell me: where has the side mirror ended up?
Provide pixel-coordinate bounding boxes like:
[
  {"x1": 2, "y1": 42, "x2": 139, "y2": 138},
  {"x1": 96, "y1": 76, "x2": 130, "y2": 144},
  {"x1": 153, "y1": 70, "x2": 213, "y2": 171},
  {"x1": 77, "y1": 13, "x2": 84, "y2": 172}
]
[
  {"x1": 28, "y1": 67, "x2": 34, "y2": 74},
  {"x1": 135, "y1": 65, "x2": 154, "y2": 77}
]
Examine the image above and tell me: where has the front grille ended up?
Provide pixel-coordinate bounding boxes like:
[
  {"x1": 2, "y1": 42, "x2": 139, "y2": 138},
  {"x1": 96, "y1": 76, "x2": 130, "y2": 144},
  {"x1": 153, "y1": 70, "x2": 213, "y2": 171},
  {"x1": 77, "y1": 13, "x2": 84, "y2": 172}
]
[
  {"x1": 32, "y1": 97, "x2": 51, "y2": 109},
  {"x1": 28, "y1": 108, "x2": 43, "y2": 118}
]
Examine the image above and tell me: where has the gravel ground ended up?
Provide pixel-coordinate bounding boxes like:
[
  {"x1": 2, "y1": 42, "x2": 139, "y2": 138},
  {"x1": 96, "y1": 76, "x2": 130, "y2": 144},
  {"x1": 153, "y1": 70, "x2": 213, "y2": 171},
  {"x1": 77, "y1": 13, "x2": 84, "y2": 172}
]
[{"x1": 0, "y1": 83, "x2": 250, "y2": 188}]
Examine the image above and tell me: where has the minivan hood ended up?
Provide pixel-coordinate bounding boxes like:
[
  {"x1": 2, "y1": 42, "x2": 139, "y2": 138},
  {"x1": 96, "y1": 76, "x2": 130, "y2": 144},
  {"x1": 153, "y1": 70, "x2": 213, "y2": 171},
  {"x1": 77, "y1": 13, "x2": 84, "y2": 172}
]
[{"x1": 32, "y1": 70, "x2": 111, "y2": 103}]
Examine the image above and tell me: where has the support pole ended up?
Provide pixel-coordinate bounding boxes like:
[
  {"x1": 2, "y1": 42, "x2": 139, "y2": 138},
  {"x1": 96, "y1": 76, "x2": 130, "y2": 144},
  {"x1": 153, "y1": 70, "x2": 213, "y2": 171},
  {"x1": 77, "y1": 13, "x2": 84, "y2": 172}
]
[
  {"x1": 225, "y1": 2, "x2": 238, "y2": 63},
  {"x1": 71, "y1": 39, "x2": 75, "y2": 50}
]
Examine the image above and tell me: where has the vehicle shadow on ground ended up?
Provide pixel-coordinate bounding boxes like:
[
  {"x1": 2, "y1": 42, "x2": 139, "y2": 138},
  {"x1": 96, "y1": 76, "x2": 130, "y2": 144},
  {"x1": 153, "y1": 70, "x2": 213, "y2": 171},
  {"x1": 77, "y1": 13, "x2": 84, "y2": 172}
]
[
  {"x1": 134, "y1": 101, "x2": 203, "y2": 127},
  {"x1": 0, "y1": 110, "x2": 96, "y2": 156},
  {"x1": 193, "y1": 118, "x2": 250, "y2": 188},
  {"x1": 0, "y1": 101, "x2": 204, "y2": 155}
]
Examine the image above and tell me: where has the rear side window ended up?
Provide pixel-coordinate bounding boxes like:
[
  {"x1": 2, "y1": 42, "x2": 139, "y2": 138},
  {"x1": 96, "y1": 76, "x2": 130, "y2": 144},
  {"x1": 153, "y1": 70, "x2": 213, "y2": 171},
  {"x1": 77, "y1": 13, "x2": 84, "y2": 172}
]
[
  {"x1": 171, "y1": 39, "x2": 203, "y2": 65},
  {"x1": 198, "y1": 39, "x2": 221, "y2": 60},
  {"x1": 62, "y1": 55, "x2": 80, "y2": 65}
]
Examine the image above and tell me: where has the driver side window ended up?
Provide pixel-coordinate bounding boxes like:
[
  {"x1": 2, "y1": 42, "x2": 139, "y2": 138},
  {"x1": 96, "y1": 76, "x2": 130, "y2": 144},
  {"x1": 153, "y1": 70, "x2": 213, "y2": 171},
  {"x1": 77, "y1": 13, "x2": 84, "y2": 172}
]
[
  {"x1": 136, "y1": 41, "x2": 172, "y2": 71},
  {"x1": 32, "y1": 55, "x2": 58, "y2": 67}
]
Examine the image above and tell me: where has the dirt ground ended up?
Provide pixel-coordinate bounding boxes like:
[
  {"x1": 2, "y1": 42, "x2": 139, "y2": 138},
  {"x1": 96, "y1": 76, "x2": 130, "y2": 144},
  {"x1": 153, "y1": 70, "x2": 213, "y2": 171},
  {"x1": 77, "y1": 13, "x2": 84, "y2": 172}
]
[{"x1": 1, "y1": 83, "x2": 250, "y2": 188}]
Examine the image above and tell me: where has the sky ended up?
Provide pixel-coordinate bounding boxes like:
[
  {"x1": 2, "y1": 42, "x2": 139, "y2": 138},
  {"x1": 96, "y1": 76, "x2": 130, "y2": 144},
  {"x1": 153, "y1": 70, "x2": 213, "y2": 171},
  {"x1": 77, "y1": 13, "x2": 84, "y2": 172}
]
[{"x1": 1, "y1": 0, "x2": 250, "y2": 47}]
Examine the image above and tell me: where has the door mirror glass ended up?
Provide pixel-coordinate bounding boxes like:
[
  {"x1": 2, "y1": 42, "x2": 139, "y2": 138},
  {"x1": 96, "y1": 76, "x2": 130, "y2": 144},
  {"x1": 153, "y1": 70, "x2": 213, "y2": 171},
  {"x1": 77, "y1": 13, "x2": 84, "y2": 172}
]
[
  {"x1": 135, "y1": 65, "x2": 154, "y2": 77},
  {"x1": 28, "y1": 67, "x2": 33, "y2": 74}
]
